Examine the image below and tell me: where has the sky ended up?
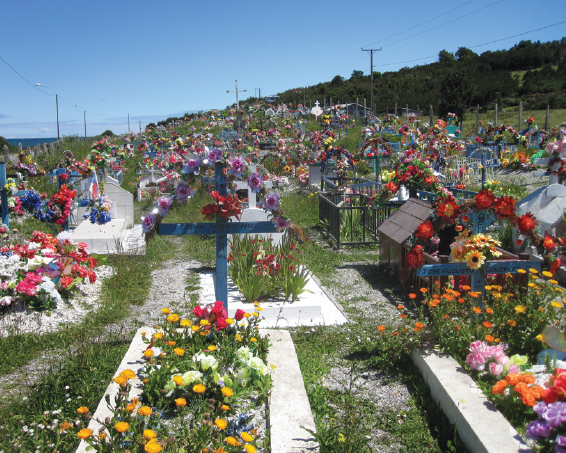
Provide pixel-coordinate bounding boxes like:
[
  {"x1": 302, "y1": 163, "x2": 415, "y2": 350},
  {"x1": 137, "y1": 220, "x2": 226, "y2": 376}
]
[{"x1": 1, "y1": 0, "x2": 564, "y2": 139}]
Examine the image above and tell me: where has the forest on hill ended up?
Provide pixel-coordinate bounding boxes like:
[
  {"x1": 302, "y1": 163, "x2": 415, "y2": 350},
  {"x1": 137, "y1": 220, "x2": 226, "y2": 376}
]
[{"x1": 264, "y1": 39, "x2": 566, "y2": 122}]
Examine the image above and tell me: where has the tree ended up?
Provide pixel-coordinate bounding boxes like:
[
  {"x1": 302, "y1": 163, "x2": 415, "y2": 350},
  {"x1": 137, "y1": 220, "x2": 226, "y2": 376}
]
[
  {"x1": 438, "y1": 69, "x2": 474, "y2": 125},
  {"x1": 455, "y1": 47, "x2": 479, "y2": 64},
  {"x1": 350, "y1": 70, "x2": 364, "y2": 80},
  {"x1": 438, "y1": 50, "x2": 455, "y2": 65},
  {"x1": 330, "y1": 75, "x2": 344, "y2": 87}
]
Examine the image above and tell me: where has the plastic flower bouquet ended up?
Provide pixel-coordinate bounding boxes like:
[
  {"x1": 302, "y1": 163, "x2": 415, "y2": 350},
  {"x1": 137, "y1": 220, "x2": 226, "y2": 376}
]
[{"x1": 451, "y1": 229, "x2": 502, "y2": 269}]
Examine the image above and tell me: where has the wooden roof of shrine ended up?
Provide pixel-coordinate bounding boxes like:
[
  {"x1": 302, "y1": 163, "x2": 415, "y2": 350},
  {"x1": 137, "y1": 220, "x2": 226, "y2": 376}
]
[{"x1": 377, "y1": 198, "x2": 433, "y2": 244}]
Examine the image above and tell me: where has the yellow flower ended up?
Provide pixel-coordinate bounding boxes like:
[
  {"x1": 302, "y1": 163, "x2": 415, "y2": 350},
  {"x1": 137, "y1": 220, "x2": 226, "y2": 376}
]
[
  {"x1": 175, "y1": 398, "x2": 187, "y2": 407},
  {"x1": 529, "y1": 268, "x2": 538, "y2": 274},
  {"x1": 252, "y1": 312, "x2": 259, "y2": 317},
  {"x1": 241, "y1": 432, "x2": 253, "y2": 442},
  {"x1": 256, "y1": 307, "x2": 263, "y2": 312},
  {"x1": 244, "y1": 312, "x2": 252, "y2": 318},
  {"x1": 191, "y1": 325, "x2": 200, "y2": 332},
  {"x1": 515, "y1": 305, "x2": 527, "y2": 313},
  {"x1": 220, "y1": 404, "x2": 230, "y2": 411},
  {"x1": 200, "y1": 319, "x2": 210, "y2": 326},
  {"x1": 77, "y1": 428, "x2": 93, "y2": 439},
  {"x1": 174, "y1": 348, "x2": 185, "y2": 356},
  {"x1": 226, "y1": 318, "x2": 235, "y2": 325},
  {"x1": 517, "y1": 269, "x2": 526, "y2": 274},
  {"x1": 161, "y1": 308, "x2": 171, "y2": 315},
  {"x1": 180, "y1": 319, "x2": 192, "y2": 327},
  {"x1": 221, "y1": 387, "x2": 234, "y2": 397},
  {"x1": 536, "y1": 334, "x2": 544, "y2": 342},
  {"x1": 225, "y1": 437, "x2": 241, "y2": 447},
  {"x1": 153, "y1": 332, "x2": 163, "y2": 340},
  {"x1": 138, "y1": 406, "x2": 152, "y2": 416},
  {"x1": 528, "y1": 283, "x2": 536, "y2": 288},
  {"x1": 551, "y1": 301, "x2": 563, "y2": 308},
  {"x1": 208, "y1": 345, "x2": 217, "y2": 351},
  {"x1": 173, "y1": 375, "x2": 184, "y2": 386},
  {"x1": 114, "y1": 375, "x2": 128, "y2": 386},
  {"x1": 543, "y1": 271, "x2": 554, "y2": 278},
  {"x1": 76, "y1": 406, "x2": 89, "y2": 414},
  {"x1": 550, "y1": 279, "x2": 559, "y2": 285},
  {"x1": 244, "y1": 445, "x2": 257, "y2": 453},
  {"x1": 114, "y1": 421, "x2": 130, "y2": 433},
  {"x1": 215, "y1": 419, "x2": 228, "y2": 430},
  {"x1": 193, "y1": 384, "x2": 206, "y2": 394},
  {"x1": 145, "y1": 438, "x2": 163, "y2": 453},
  {"x1": 167, "y1": 314, "x2": 180, "y2": 323},
  {"x1": 465, "y1": 250, "x2": 485, "y2": 270},
  {"x1": 144, "y1": 350, "x2": 155, "y2": 358},
  {"x1": 120, "y1": 369, "x2": 136, "y2": 380},
  {"x1": 143, "y1": 429, "x2": 157, "y2": 440},
  {"x1": 236, "y1": 334, "x2": 242, "y2": 342},
  {"x1": 507, "y1": 319, "x2": 517, "y2": 327},
  {"x1": 250, "y1": 337, "x2": 258, "y2": 342}
]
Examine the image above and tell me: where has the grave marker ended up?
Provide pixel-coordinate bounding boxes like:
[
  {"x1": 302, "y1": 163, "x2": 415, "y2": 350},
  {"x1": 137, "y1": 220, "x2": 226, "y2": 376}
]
[{"x1": 157, "y1": 163, "x2": 279, "y2": 308}]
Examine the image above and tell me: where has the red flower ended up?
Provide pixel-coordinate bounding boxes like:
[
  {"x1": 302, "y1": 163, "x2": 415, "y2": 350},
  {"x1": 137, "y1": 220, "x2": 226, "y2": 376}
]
[
  {"x1": 234, "y1": 309, "x2": 245, "y2": 321},
  {"x1": 494, "y1": 196, "x2": 516, "y2": 220},
  {"x1": 193, "y1": 306, "x2": 204, "y2": 317},
  {"x1": 60, "y1": 276, "x2": 74, "y2": 288},
  {"x1": 551, "y1": 258, "x2": 561, "y2": 273},
  {"x1": 215, "y1": 317, "x2": 228, "y2": 330},
  {"x1": 415, "y1": 220, "x2": 434, "y2": 241},
  {"x1": 404, "y1": 247, "x2": 424, "y2": 270},
  {"x1": 544, "y1": 236, "x2": 556, "y2": 251},
  {"x1": 475, "y1": 190, "x2": 496, "y2": 210},
  {"x1": 436, "y1": 198, "x2": 460, "y2": 223},
  {"x1": 516, "y1": 212, "x2": 538, "y2": 234}
]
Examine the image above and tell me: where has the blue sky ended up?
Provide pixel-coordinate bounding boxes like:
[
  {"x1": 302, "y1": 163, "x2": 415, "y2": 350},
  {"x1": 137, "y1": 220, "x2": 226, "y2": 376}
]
[{"x1": 1, "y1": 0, "x2": 564, "y2": 138}]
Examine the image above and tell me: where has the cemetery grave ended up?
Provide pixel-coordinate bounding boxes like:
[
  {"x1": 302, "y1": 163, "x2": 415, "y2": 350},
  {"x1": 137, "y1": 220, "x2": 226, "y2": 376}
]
[{"x1": 2, "y1": 107, "x2": 566, "y2": 453}]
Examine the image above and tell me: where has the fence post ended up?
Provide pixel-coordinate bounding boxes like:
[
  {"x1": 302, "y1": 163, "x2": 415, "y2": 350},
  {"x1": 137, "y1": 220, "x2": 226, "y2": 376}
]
[
  {"x1": 3, "y1": 145, "x2": 8, "y2": 162},
  {"x1": 494, "y1": 103, "x2": 498, "y2": 126},
  {"x1": 429, "y1": 105, "x2": 433, "y2": 126},
  {"x1": 519, "y1": 101, "x2": 523, "y2": 130},
  {"x1": 546, "y1": 105, "x2": 550, "y2": 132},
  {"x1": 0, "y1": 163, "x2": 8, "y2": 227},
  {"x1": 395, "y1": 103, "x2": 398, "y2": 116}
]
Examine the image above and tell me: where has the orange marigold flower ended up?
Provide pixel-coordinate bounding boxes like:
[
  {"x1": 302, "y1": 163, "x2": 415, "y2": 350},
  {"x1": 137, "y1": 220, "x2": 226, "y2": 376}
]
[
  {"x1": 522, "y1": 375, "x2": 536, "y2": 385},
  {"x1": 114, "y1": 421, "x2": 130, "y2": 433},
  {"x1": 492, "y1": 380, "x2": 509, "y2": 395},
  {"x1": 138, "y1": 406, "x2": 152, "y2": 416},
  {"x1": 400, "y1": 314, "x2": 408, "y2": 318},
  {"x1": 409, "y1": 293, "x2": 417, "y2": 299},
  {"x1": 378, "y1": 325, "x2": 386, "y2": 333},
  {"x1": 462, "y1": 285, "x2": 471, "y2": 291},
  {"x1": 485, "y1": 308, "x2": 493, "y2": 314},
  {"x1": 120, "y1": 369, "x2": 136, "y2": 380},
  {"x1": 506, "y1": 373, "x2": 521, "y2": 386},
  {"x1": 176, "y1": 398, "x2": 187, "y2": 407},
  {"x1": 77, "y1": 406, "x2": 89, "y2": 414},
  {"x1": 483, "y1": 321, "x2": 493, "y2": 328},
  {"x1": 458, "y1": 298, "x2": 465, "y2": 304},
  {"x1": 420, "y1": 288, "x2": 428, "y2": 293},
  {"x1": 221, "y1": 387, "x2": 234, "y2": 397},
  {"x1": 452, "y1": 291, "x2": 461, "y2": 297},
  {"x1": 415, "y1": 322, "x2": 424, "y2": 329},
  {"x1": 397, "y1": 304, "x2": 404, "y2": 310},
  {"x1": 473, "y1": 307, "x2": 482, "y2": 314},
  {"x1": 215, "y1": 419, "x2": 228, "y2": 430},
  {"x1": 485, "y1": 335, "x2": 495, "y2": 342},
  {"x1": 77, "y1": 428, "x2": 93, "y2": 439},
  {"x1": 193, "y1": 384, "x2": 206, "y2": 393},
  {"x1": 507, "y1": 319, "x2": 517, "y2": 327},
  {"x1": 113, "y1": 375, "x2": 128, "y2": 386},
  {"x1": 469, "y1": 292, "x2": 479, "y2": 298},
  {"x1": 430, "y1": 300, "x2": 439, "y2": 307}
]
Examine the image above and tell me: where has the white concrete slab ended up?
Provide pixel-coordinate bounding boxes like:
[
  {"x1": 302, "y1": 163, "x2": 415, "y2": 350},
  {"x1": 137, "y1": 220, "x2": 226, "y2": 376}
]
[
  {"x1": 412, "y1": 349, "x2": 532, "y2": 453},
  {"x1": 73, "y1": 218, "x2": 126, "y2": 254},
  {"x1": 199, "y1": 270, "x2": 348, "y2": 328}
]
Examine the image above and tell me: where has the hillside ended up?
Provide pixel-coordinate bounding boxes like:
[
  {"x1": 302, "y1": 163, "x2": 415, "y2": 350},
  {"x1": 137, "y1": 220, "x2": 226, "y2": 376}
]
[{"x1": 249, "y1": 39, "x2": 566, "y2": 122}]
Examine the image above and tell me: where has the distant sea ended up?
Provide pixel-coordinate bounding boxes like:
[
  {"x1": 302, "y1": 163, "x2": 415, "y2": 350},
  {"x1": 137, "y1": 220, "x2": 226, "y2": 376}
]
[{"x1": 6, "y1": 137, "x2": 58, "y2": 147}]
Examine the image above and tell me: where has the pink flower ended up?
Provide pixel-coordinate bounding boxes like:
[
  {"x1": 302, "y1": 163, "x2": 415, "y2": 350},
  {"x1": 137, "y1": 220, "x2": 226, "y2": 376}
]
[{"x1": 489, "y1": 362, "x2": 504, "y2": 376}]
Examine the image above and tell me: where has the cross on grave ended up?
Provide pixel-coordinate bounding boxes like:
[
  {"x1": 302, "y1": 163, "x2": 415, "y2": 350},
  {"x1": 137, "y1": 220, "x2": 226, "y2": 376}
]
[
  {"x1": 468, "y1": 147, "x2": 500, "y2": 190},
  {"x1": 256, "y1": 118, "x2": 266, "y2": 132},
  {"x1": 233, "y1": 113, "x2": 246, "y2": 136},
  {"x1": 416, "y1": 210, "x2": 541, "y2": 300},
  {"x1": 0, "y1": 163, "x2": 9, "y2": 227},
  {"x1": 156, "y1": 163, "x2": 278, "y2": 309}
]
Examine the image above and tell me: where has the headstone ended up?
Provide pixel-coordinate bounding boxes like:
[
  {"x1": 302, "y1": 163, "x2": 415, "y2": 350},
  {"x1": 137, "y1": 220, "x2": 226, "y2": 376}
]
[
  {"x1": 311, "y1": 100, "x2": 323, "y2": 119},
  {"x1": 265, "y1": 108, "x2": 275, "y2": 118},
  {"x1": 18, "y1": 143, "x2": 22, "y2": 154},
  {"x1": 43, "y1": 143, "x2": 48, "y2": 154},
  {"x1": 3, "y1": 145, "x2": 8, "y2": 162},
  {"x1": 516, "y1": 184, "x2": 566, "y2": 237},
  {"x1": 331, "y1": 115, "x2": 341, "y2": 129}
]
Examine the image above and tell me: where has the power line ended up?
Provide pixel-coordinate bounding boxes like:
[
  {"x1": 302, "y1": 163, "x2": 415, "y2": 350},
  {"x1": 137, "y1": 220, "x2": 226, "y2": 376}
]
[{"x1": 362, "y1": 0, "x2": 477, "y2": 49}]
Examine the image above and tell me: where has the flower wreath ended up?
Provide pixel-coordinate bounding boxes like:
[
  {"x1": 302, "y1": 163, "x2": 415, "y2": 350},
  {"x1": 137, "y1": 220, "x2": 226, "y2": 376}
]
[
  {"x1": 403, "y1": 189, "x2": 558, "y2": 272},
  {"x1": 140, "y1": 148, "x2": 291, "y2": 238},
  {"x1": 361, "y1": 136, "x2": 393, "y2": 157},
  {"x1": 19, "y1": 184, "x2": 77, "y2": 226}
]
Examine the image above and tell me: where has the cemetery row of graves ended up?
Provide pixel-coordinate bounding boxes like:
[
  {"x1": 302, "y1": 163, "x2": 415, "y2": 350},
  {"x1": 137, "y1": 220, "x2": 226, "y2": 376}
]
[{"x1": 1, "y1": 102, "x2": 566, "y2": 452}]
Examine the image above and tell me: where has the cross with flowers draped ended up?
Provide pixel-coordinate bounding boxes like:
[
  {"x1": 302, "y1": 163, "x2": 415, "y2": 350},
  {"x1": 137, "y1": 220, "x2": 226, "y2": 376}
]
[{"x1": 148, "y1": 159, "x2": 286, "y2": 310}]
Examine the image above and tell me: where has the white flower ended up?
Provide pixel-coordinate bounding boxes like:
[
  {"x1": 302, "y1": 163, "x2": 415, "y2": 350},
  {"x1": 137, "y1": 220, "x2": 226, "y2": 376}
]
[{"x1": 56, "y1": 231, "x2": 74, "y2": 244}]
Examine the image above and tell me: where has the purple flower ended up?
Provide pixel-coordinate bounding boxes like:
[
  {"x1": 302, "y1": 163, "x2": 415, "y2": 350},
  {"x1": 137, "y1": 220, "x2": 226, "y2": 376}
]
[
  {"x1": 526, "y1": 419, "x2": 552, "y2": 440},
  {"x1": 228, "y1": 157, "x2": 246, "y2": 176},
  {"x1": 534, "y1": 401, "x2": 548, "y2": 418},
  {"x1": 183, "y1": 157, "x2": 200, "y2": 175},
  {"x1": 156, "y1": 196, "x2": 173, "y2": 216},
  {"x1": 208, "y1": 148, "x2": 222, "y2": 163},
  {"x1": 247, "y1": 173, "x2": 263, "y2": 193},
  {"x1": 274, "y1": 215, "x2": 291, "y2": 231},
  {"x1": 175, "y1": 183, "x2": 195, "y2": 201},
  {"x1": 507, "y1": 364, "x2": 519, "y2": 374},
  {"x1": 141, "y1": 213, "x2": 156, "y2": 233},
  {"x1": 263, "y1": 192, "x2": 280, "y2": 211},
  {"x1": 557, "y1": 435, "x2": 566, "y2": 453},
  {"x1": 544, "y1": 401, "x2": 566, "y2": 429}
]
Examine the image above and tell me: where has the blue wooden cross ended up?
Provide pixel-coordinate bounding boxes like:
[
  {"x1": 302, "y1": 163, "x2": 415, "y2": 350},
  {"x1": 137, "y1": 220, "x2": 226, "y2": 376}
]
[
  {"x1": 0, "y1": 163, "x2": 9, "y2": 227},
  {"x1": 416, "y1": 211, "x2": 541, "y2": 298},
  {"x1": 156, "y1": 162, "x2": 278, "y2": 309}
]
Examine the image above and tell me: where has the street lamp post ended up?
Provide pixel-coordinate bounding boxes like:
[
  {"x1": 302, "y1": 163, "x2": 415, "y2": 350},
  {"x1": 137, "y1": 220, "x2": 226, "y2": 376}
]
[{"x1": 35, "y1": 83, "x2": 60, "y2": 140}]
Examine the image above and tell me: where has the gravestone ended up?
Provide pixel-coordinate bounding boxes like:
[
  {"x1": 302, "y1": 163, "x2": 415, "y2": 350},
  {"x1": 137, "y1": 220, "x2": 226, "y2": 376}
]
[
  {"x1": 3, "y1": 145, "x2": 8, "y2": 162},
  {"x1": 233, "y1": 113, "x2": 246, "y2": 136},
  {"x1": 265, "y1": 108, "x2": 275, "y2": 118},
  {"x1": 311, "y1": 101, "x2": 323, "y2": 119},
  {"x1": 515, "y1": 184, "x2": 566, "y2": 239}
]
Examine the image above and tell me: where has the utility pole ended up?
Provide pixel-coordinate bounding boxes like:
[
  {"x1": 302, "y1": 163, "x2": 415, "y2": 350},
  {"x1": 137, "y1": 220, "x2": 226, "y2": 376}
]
[
  {"x1": 361, "y1": 48, "x2": 382, "y2": 118},
  {"x1": 84, "y1": 111, "x2": 87, "y2": 140},
  {"x1": 227, "y1": 80, "x2": 247, "y2": 111},
  {"x1": 254, "y1": 88, "x2": 262, "y2": 100}
]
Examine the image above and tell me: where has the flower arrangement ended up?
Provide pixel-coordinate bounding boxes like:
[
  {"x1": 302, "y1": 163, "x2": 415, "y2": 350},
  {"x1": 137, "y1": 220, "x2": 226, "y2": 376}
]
[
  {"x1": 201, "y1": 192, "x2": 242, "y2": 221},
  {"x1": 451, "y1": 230, "x2": 502, "y2": 269},
  {"x1": 0, "y1": 229, "x2": 99, "y2": 310},
  {"x1": 81, "y1": 195, "x2": 113, "y2": 225},
  {"x1": 65, "y1": 304, "x2": 269, "y2": 452},
  {"x1": 19, "y1": 184, "x2": 77, "y2": 226}
]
